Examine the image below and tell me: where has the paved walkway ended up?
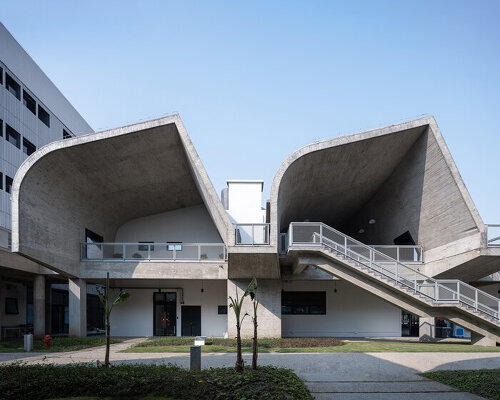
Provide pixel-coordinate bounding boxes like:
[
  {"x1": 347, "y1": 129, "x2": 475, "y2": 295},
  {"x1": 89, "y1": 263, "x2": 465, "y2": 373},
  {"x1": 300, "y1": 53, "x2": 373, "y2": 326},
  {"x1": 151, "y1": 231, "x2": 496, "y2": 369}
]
[{"x1": 1, "y1": 339, "x2": 498, "y2": 399}]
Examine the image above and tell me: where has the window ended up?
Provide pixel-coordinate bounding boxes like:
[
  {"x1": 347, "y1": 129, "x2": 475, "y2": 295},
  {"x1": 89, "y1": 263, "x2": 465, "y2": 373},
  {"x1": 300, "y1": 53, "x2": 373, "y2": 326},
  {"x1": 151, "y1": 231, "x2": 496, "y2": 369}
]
[
  {"x1": 5, "y1": 298, "x2": 19, "y2": 314},
  {"x1": 0, "y1": 172, "x2": 3, "y2": 190},
  {"x1": 63, "y1": 129, "x2": 73, "y2": 139},
  {"x1": 281, "y1": 291, "x2": 326, "y2": 315},
  {"x1": 22, "y1": 90, "x2": 36, "y2": 115},
  {"x1": 218, "y1": 305, "x2": 228, "y2": 315},
  {"x1": 138, "y1": 241, "x2": 154, "y2": 251},
  {"x1": 23, "y1": 137, "x2": 36, "y2": 156},
  {"x1": 0, "y1": 118, "x2": 3, "y2": 137},
  {"x1": 5, "y1": 73, "x2": 20, "y2": 100},
  {"x1": 6, "y1": 124, "x2": 20, "y2": 148},
  {"x1": 5, "y1": 176, "x2": 13, "y2": 194},
  {"x1": 167, "y1": 242, "x2": 182, "y2": 251},
  {"x1": 38, "y1": 105, "x2": 50, "y2": 127},
  {"x1": 0, "y1": 66, "x2": 3, "y2": 85}
]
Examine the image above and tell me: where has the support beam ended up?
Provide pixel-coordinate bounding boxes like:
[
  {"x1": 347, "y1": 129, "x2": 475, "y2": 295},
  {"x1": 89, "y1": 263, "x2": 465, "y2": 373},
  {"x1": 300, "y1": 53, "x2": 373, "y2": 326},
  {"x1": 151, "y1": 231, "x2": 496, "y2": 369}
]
[
  {"x1": 418, "y1": 317, "x2": 435, "y2": 342},
  {"x1": 471, "y1": 331, "x2": 497, "y2": 347},
  {"x1": 69, "y1": 278, "x2": 87, "y2": 337},
  {"x1": 33, "y1": 275, "x2": 45, "y2": 337}
]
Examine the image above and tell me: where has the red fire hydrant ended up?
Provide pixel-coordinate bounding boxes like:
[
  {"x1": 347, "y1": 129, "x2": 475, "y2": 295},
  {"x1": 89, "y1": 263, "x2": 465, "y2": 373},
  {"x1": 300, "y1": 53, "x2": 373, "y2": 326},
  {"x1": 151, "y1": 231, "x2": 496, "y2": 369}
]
[{"x1": 44, "y1": 334, "x2": 52, "y2": 349}]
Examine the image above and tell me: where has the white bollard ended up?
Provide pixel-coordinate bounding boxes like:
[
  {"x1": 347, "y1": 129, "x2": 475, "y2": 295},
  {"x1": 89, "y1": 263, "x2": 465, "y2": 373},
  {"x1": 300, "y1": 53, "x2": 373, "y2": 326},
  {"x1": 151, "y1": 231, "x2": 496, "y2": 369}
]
[{"x1": 24, "y1": 334, "x2": 33, "y2": 352}]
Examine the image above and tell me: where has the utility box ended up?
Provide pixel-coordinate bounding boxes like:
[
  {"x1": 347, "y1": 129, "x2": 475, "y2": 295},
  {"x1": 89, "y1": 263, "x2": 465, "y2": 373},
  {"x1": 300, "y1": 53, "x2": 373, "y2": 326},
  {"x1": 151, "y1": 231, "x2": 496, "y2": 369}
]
[{"x1": 24, "y1": 334, "x2": 33, "y2": 352}]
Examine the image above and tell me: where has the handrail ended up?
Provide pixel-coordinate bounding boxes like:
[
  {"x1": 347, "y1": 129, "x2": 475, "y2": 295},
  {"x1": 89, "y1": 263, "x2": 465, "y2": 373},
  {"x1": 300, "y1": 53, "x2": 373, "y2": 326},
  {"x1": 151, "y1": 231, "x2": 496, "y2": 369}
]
[
  {"x1": 486, "y1": 224, "x2": 500, "y2": 247},
  {"x1": 234, "y1": 223, "x2": 270, "y2": 245},
  {"x1": 289, "y1": 222, "x2": 500, "y2": 321},
  {"x1": 81, "y1": 242, "x2": 227, "y2": 262}
]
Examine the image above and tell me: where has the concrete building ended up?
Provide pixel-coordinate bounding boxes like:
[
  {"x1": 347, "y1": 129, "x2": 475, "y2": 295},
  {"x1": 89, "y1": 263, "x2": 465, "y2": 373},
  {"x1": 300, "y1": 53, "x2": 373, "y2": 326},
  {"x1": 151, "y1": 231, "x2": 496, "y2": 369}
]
[
  {"x1": 0, "y1": 22, "x2": 93, "y2": 339},
  {"x1": 7, "y1": 112, "x2": 500, "y2": 346}
]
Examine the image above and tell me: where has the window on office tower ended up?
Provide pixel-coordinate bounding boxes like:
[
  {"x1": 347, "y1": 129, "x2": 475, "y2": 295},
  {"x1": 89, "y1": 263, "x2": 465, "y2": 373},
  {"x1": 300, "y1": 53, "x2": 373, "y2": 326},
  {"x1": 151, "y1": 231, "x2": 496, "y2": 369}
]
[
  {"x1": 6, "y1": 124, "x2": 20, "y2": 148},
  {"x1": 5, "y1": 73, "x2": 20, "y2": 100},
  {"x1": 5, "y1": 176, "x2": 13, "y2": 194},
  {"x1": 38, "y1": 105, "x2": 50, "y2": 127},
  {"x1": 22, "y1": 137, "x2": 36, "y2": 156},
  {"x1": 23, "y1": 90, "x2": 36, "y2": 115}
]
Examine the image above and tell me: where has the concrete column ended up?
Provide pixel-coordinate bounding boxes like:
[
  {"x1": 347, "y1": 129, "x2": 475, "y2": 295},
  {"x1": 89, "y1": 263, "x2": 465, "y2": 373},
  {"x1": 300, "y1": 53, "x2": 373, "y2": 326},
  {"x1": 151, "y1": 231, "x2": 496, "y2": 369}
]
[
  {"x1": 471, "y1": 331, "x2": 496, "y2": 347},
  {"x1": 227, "y1": 279, "x2": 281, "y2": 339},
  {"x1": 33, "y1": 275, "x2": 46, "y2": 337},
  {"x1": 69, "y1": 278, "x2": 87, "y2": 337},
  {"x1": 418, "y1": 317, "x2": 435, "y2": 342}
]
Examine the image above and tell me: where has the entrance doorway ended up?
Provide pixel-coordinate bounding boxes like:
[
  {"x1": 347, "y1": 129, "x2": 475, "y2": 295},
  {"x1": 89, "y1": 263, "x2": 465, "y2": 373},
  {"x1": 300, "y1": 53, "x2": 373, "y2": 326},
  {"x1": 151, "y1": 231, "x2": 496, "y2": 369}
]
[
  {"x1": 181, "y1": 306, "x2": 201, "y2": 336},
  {"x1": 401, "y1": 310, "x2": 419, "y2": 337},
  {"x1": 153, "y1": 292, "x2": 177, "y2": 336}
]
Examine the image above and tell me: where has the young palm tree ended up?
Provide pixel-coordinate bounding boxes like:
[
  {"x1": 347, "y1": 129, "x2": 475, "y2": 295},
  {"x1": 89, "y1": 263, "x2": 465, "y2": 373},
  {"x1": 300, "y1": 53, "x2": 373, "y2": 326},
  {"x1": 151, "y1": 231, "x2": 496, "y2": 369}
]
[
  {"x1": 251, "y1": 292, "x2": 259, "y2": 370},
  {"x1": 229, "y1": 278, "x2": 257, "y2": 373},
  {"x1": 96, "y1": 272, "x2": 130, "y2": 367}
]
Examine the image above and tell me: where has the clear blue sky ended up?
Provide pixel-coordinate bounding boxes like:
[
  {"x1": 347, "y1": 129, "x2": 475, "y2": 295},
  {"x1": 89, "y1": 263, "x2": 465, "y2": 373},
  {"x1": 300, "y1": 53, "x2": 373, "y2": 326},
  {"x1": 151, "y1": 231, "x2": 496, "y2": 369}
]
[{"x1": 3, "y1": 1, "x2": 499, "y2": 222}]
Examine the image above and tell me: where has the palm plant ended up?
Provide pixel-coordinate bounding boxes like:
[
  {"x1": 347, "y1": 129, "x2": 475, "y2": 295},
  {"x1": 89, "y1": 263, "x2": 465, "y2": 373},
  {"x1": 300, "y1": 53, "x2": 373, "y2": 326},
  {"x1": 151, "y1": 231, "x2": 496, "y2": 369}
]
[
  {"x1": 228, "y1": 277, "x2": 257, "y2": 373},
  {"x1": 251, "y1": 292, "x2": 259, "y2": 370},
  {"x1": 96, "y1": 272, "x2": 130, "y2": 366}
]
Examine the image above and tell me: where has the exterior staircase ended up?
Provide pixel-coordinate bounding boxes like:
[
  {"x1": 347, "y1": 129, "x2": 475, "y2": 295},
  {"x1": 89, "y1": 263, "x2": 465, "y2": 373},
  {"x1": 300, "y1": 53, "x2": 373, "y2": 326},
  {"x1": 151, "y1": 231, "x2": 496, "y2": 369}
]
[{"x1": 287, "y1": 222, "x2": 500, "y2": 345}]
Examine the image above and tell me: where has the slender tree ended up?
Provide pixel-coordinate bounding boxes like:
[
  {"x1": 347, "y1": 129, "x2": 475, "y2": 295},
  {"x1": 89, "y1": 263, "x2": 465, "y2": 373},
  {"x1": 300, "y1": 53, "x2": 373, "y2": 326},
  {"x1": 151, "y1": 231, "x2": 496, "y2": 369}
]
[
  {"x1": 96, "y1": 272, "x2": 130, "y2": 367},
  {"x1": 251, "y1": 292, "x2": 259, "y2": 370},
  {"x1": 229, "y1": 277, "x2": 257, "y2": 373}
]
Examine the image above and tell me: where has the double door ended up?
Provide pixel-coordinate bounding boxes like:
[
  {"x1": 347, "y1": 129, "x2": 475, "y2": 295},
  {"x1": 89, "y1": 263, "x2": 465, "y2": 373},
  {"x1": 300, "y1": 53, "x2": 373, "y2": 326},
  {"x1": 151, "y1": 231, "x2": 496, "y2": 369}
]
[{"x1": 153, "y1": 292, "x2": 177, "y2": 336}]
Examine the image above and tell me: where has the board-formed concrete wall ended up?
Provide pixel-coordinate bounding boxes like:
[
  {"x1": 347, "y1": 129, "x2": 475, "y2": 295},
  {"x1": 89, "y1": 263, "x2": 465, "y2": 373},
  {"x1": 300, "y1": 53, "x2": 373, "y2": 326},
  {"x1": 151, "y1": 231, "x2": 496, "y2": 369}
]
[{"x1": 281, "y1": 280, "x2": 401, "y2": 337}]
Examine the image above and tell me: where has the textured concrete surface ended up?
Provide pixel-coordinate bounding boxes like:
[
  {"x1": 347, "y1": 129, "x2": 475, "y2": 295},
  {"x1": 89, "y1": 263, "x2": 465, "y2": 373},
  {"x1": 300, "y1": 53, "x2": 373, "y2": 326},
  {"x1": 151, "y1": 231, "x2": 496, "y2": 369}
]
[{"x1": 1, "y1": 341, "x2": 498, "y2": 400}]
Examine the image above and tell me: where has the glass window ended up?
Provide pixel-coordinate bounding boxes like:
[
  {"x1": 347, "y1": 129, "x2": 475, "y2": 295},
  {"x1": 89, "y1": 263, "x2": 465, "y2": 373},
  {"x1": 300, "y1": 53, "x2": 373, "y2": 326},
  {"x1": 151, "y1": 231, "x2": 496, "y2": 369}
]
[
  {"x1": 6, "y1": 124, "x2": 20, "y2": 148},
  {"x1": 0, "y1": 118, "x2": 3, "y2": 137},
  {"x1": 22, "y1": 90, "x2": 36, "y2": 115},
  {"x1": 63, "y1": 129, "x2": 73, "y2": 139},
  {"x1": 167, "y1": 242, "x2": 182, "y2": 251},
  {"x1": 22, "y1": 137, "x2": 36, "y2": 156},
  {"x1": 5, "y1": 298, "x2": 19, "y2": 314},
  {"x1": 0, "y1": 66, "x2": 3, "y2": 85},
  {"x1": 281, "y1": 291, "x2": 326, "y2": 315},
  {"x1": 5, "y1": 73, "x2": 20, "y2": 100},
  {"x1": 5, "y1": 176, "x2": 13, "y2": 194},
  {"x1": 38, "y1": 105, "x2": 50, "y2": 127},
  {"x1": 218, "y1": 305, "x2": 228, "y2": 315},
  {"x1": 138, "y1": 241, "x2": 154, "y2": 251}
]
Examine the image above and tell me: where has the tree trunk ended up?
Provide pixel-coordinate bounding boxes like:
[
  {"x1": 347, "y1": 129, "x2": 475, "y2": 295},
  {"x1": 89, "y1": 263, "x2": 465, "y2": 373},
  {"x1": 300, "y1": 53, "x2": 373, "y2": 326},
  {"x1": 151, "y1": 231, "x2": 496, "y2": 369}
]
[
  {"x1": 252, "y1": 310, "x2": 258, "y2": 370},
  {"x1": 105, "y1": 317, "x2": 110, "y2": 367},
  {"x1": 235, "y1": 321, "x2": 244, "y2": 372}
]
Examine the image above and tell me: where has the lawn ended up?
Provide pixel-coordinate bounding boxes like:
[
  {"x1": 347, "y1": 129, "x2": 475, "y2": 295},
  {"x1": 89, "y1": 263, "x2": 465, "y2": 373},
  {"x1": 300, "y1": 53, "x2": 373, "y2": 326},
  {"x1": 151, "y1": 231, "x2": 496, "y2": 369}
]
[
  {"x1": 0, "y1": 336, "x2": 120, "y2": 353},
  {"x1": 0, "y1": 364, "x2": 313, "y2": 400},
  {"x1": 123, "y1": 337, "x2": 500, "y2": 353},
  {"x1": 422, "y1": 369, "x2": 500, "y2": 400}
]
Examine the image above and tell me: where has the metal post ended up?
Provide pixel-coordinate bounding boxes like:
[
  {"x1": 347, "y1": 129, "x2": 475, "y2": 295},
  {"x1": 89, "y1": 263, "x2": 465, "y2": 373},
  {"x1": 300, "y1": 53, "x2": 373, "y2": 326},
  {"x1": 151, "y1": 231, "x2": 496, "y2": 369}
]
[
  {"x1": 435, "y1": 281, "x2": 438, "y2": 301},
  {"x1": 457, "y1": 282, "x2": 460, "y2": 302},
  {"x1": 122, "y1": 244, "x2": 126, "y2": 260},
  {"x1": 395, "y1": 262, "x2": 399, "y2": 282},
  {"x1": 289, "y1": 224, "x2": 293, "y2": 246},
  {"x1": 148, "y1": 244, "x2": 151, "y2": 260},
  {"x1": 344, "y1": 237, "x2": 348, "y2": 255},
  {"x1": 198, "y1": 245, "x2": 201, "y2": 260},
  {"x1": 190, "y1": 346, "x2": 201, "y2": 370},
  {"x1": 320, "y1": 224, "x2": 323, "y2": 244}
]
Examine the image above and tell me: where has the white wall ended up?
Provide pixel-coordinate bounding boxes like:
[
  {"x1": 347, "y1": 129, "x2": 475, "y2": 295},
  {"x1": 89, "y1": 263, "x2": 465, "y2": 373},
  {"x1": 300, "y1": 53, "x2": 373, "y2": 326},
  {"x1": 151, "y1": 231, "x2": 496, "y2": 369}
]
[
  {"x1": 281, "y1": 280, "x2": 401, "y2": 337},
  {"x1": 226, "y1": 181, "x2": 266, "y2": 224},
  {"x1": 109, "y1": 279, "x2": 227, "y2": 337},
  {"x1": 114, "y1": 205, "x2": 222, "y2": 244}
]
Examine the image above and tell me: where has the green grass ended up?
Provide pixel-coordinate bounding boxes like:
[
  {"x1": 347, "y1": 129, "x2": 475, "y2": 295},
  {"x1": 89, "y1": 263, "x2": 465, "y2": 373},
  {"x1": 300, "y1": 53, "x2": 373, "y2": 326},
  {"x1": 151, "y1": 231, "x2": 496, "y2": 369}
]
[
  {"x1": 123, "y1": 337, "x2": 500, "y2": 353},
  {"x1": 422, "y1": 369, "x2": 500, "y2": 400},
  {"x1": 51, "y1": 398, "x2": 176, "y2": 400},
  {"x1": 0, "y1": 364, "x2": 313, "y2": 400},
  {"x1": 0, "y1": 337, "x2": 120, "y2": 353}
]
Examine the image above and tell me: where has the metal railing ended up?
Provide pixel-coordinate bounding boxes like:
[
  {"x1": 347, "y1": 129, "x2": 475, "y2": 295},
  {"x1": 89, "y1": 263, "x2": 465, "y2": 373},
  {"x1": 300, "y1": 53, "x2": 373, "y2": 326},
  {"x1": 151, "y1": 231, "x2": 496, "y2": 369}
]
[
  {"x1": 486, "y1": 224, "x2": 500, "y2": 247},
  {"x1": 81, "y1": 242, "x2": 227, "y2": 262},
  {"x1": 234, "y1": 223, "x2": 270, "y2": 245},
  {"x1": 289, "y1": 222, "x2": 500, "y2": 321}
]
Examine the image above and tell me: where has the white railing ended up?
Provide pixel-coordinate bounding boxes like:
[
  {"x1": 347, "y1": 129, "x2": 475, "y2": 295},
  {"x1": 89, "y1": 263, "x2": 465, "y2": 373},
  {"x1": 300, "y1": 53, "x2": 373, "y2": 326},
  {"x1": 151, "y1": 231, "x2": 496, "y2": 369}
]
[
  {"x1": 289, "y1": 222, "x2": 500, "y2": 321},
  {"x1": 234, "y1": 223, "x2": 270, "y2": 245},
  {"x1": 486, "y1": 224, "x2": 500, "y2": 247},
  {"x1": 81, "y1": 242, "x2": 227, "y2": 262}
]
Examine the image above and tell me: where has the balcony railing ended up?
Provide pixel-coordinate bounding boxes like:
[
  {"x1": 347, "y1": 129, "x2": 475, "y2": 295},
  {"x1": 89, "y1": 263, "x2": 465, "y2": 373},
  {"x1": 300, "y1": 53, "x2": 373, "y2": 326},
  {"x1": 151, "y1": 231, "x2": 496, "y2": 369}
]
[
  {"x1": 234, "y1": 223, "x2": 270, "y2": 245},
  {"x1": 81, "y1": 242, "x2": 227, "y2": 262},
  {"x1": 486, "y1": 224, "x2": 500, "y2": 247}
]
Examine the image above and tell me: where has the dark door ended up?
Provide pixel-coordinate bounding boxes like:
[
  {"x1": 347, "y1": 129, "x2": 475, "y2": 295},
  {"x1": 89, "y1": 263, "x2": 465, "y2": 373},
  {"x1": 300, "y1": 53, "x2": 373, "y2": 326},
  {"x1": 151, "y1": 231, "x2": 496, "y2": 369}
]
[
  {"x1": 153, "y1": 292, "x2": 177, "y2": 336},
  {"x1": 401, "y1": 310, "x2": 419, "y2": 337},
  {"x1": 181, "y1": 306, "x2": 201, "y2": 336}
]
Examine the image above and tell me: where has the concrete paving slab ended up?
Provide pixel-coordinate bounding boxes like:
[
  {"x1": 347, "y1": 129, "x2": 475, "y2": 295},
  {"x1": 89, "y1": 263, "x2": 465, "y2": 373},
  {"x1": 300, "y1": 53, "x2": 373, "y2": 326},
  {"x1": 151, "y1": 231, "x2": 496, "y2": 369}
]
[
  {"x1": 306, "y1": 380, "x2": 458, "y2": 393},
  {"x1": 313, "y1": 392, "x2": 485, "y2": 400}
]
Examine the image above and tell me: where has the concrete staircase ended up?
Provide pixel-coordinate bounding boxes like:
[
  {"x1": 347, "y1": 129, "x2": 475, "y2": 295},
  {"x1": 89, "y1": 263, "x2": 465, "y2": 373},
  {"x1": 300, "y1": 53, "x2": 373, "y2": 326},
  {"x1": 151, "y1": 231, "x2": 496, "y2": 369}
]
[{"x1": 288, "y1": 222, "x2": 500, "y2": 345}]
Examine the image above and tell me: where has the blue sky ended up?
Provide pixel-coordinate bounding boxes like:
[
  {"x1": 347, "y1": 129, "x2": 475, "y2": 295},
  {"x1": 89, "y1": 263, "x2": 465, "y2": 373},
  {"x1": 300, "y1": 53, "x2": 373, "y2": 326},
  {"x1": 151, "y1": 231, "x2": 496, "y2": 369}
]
[{"x1": 3, "y1": 1, "x2": 500, "y2": 222}]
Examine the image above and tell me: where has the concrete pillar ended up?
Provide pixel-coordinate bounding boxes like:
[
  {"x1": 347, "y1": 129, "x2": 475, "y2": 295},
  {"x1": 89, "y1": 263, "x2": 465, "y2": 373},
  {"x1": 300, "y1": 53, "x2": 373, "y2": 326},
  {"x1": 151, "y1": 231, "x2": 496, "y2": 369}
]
[
  {"x1": 418, "y1": 317, "x2": 435, "y2": 342},
  {"x1": 69, "y1": 278, "x2": 87, "y2": 337},
  {"x1": 33, "y1": 275, "x2": 46, "y2": 337},
  {"x1": 471, "y1": 332, "x2": 496, "y2": 347},
  {"x1": 227, "y1": 279, "x2": 281, "y2": 339}
]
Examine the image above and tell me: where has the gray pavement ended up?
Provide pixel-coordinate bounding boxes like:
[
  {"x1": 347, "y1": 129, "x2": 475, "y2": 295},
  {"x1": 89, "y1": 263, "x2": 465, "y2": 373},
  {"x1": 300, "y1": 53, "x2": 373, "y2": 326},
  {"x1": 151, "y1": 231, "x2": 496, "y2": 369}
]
[{"x1": 0, "y1": 339, "x2": 498, "y2": 399}]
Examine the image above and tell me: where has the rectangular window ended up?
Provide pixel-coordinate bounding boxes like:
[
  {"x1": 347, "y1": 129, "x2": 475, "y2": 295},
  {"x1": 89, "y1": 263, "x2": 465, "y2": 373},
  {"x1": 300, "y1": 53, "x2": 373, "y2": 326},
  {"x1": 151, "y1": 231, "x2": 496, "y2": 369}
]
[
  {"x1": 22, "y1": 137, "x2": 36, "y2": 156},
  {"x1": 5, "y1": 298, "x2": 19, "y2": 314},
  {"x1": 138, "y1": 241, "x2": 154, "y2": 251},
  {"x1": 0, "y1": 66, "x2": 3, "y2": 85},
  {"x1": 218, "y1": 305, "x2": 228, "y2": 315},
  {"x1": 0, "y1": 172, "x2": 3, "y2": 191},
  {"x1": 38, "y1": 105, "x2": 50, "y2": 127},
  {"x1": 22, "y1": 90, "x2": 36, "y2": 115},
  {"x1": 5, "y1": 176, "x2": 13, "y2": 194},
  {"x1": 167, "y1": 242, "x2": 182, "y2": 251},
  {"x1": 0, "y1": 119, "x2": 3, "y2": 137},
  {"x1": 281, "y1": 291, "x2": 326, "y2": 315},
  {"x1": 5, "y1": 73, "x2": 20, "y2": 100},
  {"x1": 63, "y1": 129, "x2": 73, "y2": 139},
  {"x1": 6, "y1": 124, "x2": 20, "y2": 148}
]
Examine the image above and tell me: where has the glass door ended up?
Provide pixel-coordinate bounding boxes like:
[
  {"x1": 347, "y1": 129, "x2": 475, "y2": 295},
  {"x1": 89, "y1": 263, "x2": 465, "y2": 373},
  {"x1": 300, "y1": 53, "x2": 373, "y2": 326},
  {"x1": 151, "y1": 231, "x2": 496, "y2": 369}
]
[{"x1": 153, "y1": 292, "x2": 177, "y2": 336}]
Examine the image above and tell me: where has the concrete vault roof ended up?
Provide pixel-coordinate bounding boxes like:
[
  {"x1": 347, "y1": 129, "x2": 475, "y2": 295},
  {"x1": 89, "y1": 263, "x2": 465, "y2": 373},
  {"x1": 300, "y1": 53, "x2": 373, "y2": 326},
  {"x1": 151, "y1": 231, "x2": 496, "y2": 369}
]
[{"x1": 12, "y1": 115, "x2": 233, "y2": 276}]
